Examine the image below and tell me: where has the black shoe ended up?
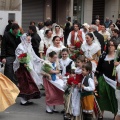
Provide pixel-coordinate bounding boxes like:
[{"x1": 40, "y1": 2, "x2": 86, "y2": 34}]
[
  {"x1": 20, "y1": 101, "x2": 34, "y2": 106},
  {"x1": 61, "y1": 109, "x2": 65, "y2": 114},
  {"x1": 46, "y1": 110, "x2": 53, "y2": 114},
  {"x1": 52, "y1": 110, "x2": 59, "y2": 113}
]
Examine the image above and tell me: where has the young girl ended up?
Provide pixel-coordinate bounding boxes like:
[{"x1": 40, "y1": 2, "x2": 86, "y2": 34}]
[
  {"x1": 64, "y1": 56, "x2": 85, "y2": 120},
  {"x1": 42, "y1": 51, "x2": 65, "y2": 114},
  {"x1": 80, "y1": 61, "x2": 95, "y2": 120},
  {"x1": 59, "y1": 48, "x2": 75, "y2": 77}
]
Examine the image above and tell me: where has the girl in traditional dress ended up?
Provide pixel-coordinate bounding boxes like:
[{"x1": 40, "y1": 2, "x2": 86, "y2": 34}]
[
  {"x1": 64, "y1": 56, "x2": 85, "y2": 120},
  {"x1": 42, "y1": 51, "x2": 65, "y2": 114},
  {"x1": 80, "y1": 61, "x2": 95, "y2": 120},
  {"x1": 53, "y1": 25, "x2": 64, "y2": 44},
  {"x1": 46, "y1": 36, "x2": 66, "y2": 59},
  {"x1": 39, "y1": 30, "x2": 53, "y2": 59},
  {"x1": 59, "y1": 48, "x2": 75, "y2": 77},
  {"x1": 95, "y1": 40, "x2": 118, "y2": 119},
  {"x1": 13, "y1": 33, "x2": 43, "y2": 105},
  {"x1": 81, "y1": 33, "x2": 101, "y2": 77}
]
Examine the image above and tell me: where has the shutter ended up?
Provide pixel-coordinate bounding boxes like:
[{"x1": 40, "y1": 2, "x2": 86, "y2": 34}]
[
  {"x1": 22, "y1": 0, "x2": 44, "y2": 32},
  {"x1": 92, "y1": 0, "x2": 105, "y2": 24}
]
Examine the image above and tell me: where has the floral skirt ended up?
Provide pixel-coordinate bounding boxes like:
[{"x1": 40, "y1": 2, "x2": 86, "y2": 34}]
[
  {"x1": 97, "y1": 76, "x2": 118, "y2": 114},
  {"x1": 16, "y1": 66, "x2": 40, "y2": 100}
]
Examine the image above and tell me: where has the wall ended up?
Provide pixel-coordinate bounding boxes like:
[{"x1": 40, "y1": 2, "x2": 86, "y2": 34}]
[
  {"x1": 105, "y1": 0, "x2": 119, "y2": 22},
  {"x1": 0, "y1": 0, "x2": 21, "y2": 10},
  {"x1": 0, "y1": 11, "x2": 21, "y2": 35},
  {"x1": 83, "y1": 0, "x2": 93, "y2": 24}
]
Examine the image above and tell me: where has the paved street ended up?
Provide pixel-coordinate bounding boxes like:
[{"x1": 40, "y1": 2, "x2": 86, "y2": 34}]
[
  {"x1": 0, "y1": 94, "x2": 114, "y2": 120},
  {"x1": 0, "y1": 68, "x2": 115, "y2": 120}
]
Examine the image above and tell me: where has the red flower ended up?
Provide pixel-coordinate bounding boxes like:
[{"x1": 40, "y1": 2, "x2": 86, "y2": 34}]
[
  {"x1": 67, "y1": 77, "x2": 75, "y2": 85},
  {"x1": 75, "y1": 41, "x2": 81, "y2": 48},
  {"x1": 18, "y1": 53, "x2": 27, "y2": 59},
  {"x1": 71, "y1": 54, "x2": 76, "y2": 60},
  {"x1": 67, "y1": 77, "x2": 79, "y2": 85},
  {"x1": 73, "y1": 80, "x2": 79, "y2": 85}
]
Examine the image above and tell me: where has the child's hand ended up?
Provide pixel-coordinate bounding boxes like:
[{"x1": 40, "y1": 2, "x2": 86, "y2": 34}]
[
  {"x1": 114, "y1": 62, "x2": 120, "y2": 66},
  {"x1": 59, "y1": 75, "x2": 62, "y2": 79},
  {"x1": 94, "y1": 77, "x2": 98, "y2": 86},
  {"x1": 48, "y1": 75, "x2": 52, "y2": 80},
  {"x1": 72, "y1": 82, "x2": 76, "y2": 88},
  {"x1": 24, "y1": 64, "x2": 27, "y2": 67},
  {"x1": 81, "y1": 84, "x2": 85, "y2": 89}
]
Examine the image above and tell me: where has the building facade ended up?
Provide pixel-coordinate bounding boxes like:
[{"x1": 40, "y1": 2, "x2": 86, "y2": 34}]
[
  {"x1": 22, "y1": 0, "x2": 120, "y2": 32},
  {"x1": 0, "y1": 0, "x2": 22, "y2": 35},
  {"x1": 0, "y1": 0, "x2": 120, "y2": 34}
]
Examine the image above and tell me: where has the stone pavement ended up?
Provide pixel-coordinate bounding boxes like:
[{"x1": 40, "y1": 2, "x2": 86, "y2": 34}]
[{"x1": 0, "y1": 95, "x2": 114, "y2": 120}]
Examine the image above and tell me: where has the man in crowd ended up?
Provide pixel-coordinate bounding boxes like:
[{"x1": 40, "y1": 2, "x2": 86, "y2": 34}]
[
  {"x1": 95, "y1": 19, "x2": 102, "y2": 31},
  {"x1": 67, "y1": 22, "x2": 85, "y2": 47},
  {"x1": 4, "y1": 20, "x2": 14, "y2": 34},
  {"x1": 111, "y1": 29, "x2": 120, "y2": 45},
  {"x1": 99, "y1": 25, "x2": 111, "y2": 41},
  {"x1": 29, "y1": 25, "x2": 41, "y2": 57},
  {"x1": 104, "y1": 17, "x2": 111, "y2": 28},
  {"x1": 1, "y1": 23, "x2": 21, "y2": 84},
  {"x1": 116, "y1": 18, "x2": 120, "y2": 30}
]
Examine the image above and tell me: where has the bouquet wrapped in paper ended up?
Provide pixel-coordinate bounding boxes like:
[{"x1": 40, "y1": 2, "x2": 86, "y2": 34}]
[
  {"x1": 18, "y1": 53, "x2": 31, "y2": 72},
  {"x1": 42, "y1": 61, "x2": 52, "y2": 74},
  {"x1": 112, "y1": 44, "x2": 120, "y2": 76}
]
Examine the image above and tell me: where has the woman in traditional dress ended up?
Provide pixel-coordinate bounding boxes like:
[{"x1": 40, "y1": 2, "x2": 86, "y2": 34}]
[
  {"x1": 95, "y1": 40, "x2": 118, "y2": 119},
  {"x1": 13, "y1": 33, "x2": 43, "y2": 105},
  {"x1": 42, "y1": 51, "x2": 65, "y2": 113},
  {"x1": 81, "y1": 33, "x2": 101, "y2": 76},
  {"x1": 46, "y1": 36, "x2": 66, "y2": 59},
  {"x1": 53, "y1": 25, "x2": 64, "y2": 45},
  {"x1": 39, "y1": 29, "x2": 53, "y2": 59},
  {"x1": 0, "y1": 73, "x2": 19, "y2": 112}
]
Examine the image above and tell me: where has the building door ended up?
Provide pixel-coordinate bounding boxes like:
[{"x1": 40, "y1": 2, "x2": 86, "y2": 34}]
[
  {"x1": 22, "y1": 0, "x2": 44, "y2": 32},
  {"x1": 73, "y1": 0, "x2": 84, "y2": 23},
  {"x1": 52, "y1": 0, "x2": 57, "y2": 22},
  {"x1": 92, "y1": 0, "x2": 105, "y2": 24}
]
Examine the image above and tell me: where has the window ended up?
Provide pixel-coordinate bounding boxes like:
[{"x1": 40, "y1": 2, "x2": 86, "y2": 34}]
[{"x1": 8, "y1": 13, "x2": 15, "y2": 21}]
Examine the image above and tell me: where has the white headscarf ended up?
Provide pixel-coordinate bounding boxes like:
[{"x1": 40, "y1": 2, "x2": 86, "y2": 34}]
[{"x1": 20, "y1": 33, "x2": 32, "y2": 48}]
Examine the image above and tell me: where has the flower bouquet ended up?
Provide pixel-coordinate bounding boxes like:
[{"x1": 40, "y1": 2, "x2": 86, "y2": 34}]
[
  {"x1": 18, "y1": 53, "x2": 31, "y2": 72},
  {"x1": 67, "y1": 76, "x2": 79, "y2": 85},
  {"x1": 42, "y1": 61, "x2": 52, "y2": 74},
  {"x1": 74, "y1": 40, "x2": 82, "y2": 49},
  {"x1": 112, "y1": 44, "x2": 120, "y2": 76},
  {"x1": 70, "y1": 49, "x2": 83, "y2": 61}
]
